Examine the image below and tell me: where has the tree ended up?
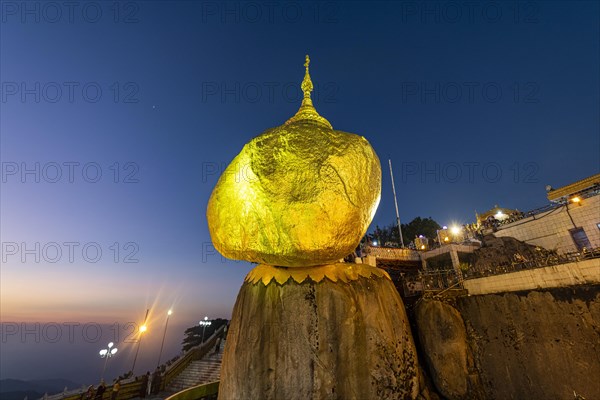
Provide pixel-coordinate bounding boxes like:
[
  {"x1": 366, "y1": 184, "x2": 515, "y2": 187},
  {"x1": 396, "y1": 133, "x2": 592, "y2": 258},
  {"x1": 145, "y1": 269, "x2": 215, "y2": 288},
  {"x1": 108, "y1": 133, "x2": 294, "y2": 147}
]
[
  {"x1": 367, "y1": 217, "x2": 441, "y2": 247},
  {"x1": 402, "y1": 217, "x2": 441, "y2": 243},
  {"x1": 369, "y1": 224, "x2": 397, "y2": 246},
  {"x1": 181, "y1": 318, "x2": 228, "y2": 352}
]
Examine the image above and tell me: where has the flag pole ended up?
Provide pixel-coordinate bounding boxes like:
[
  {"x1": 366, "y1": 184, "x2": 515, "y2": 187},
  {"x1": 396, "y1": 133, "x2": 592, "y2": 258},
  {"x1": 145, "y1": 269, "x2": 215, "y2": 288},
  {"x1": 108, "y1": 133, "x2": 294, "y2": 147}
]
[{"x1": 388, "y1": 159, "x2": 404, "y2": 247}]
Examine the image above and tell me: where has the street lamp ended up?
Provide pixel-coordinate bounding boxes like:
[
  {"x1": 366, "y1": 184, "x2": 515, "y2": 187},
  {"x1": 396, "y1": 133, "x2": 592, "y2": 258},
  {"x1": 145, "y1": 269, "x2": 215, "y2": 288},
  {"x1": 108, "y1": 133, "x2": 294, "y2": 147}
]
[
  {"x1": 99, "y1": 342, "x2": 118, "y2": 381},
  {"x1": 131, "y1": 308, "x2": 150, "y2": 374},
  {"x1": 199, "y1": 316, "x2": 212, "y2": 343},
  {"x1": 131, "y1": 324, "x2": 147, "y2": 373},
  {"x1": 157, "y1": 309, "x2": 172, "y2": 368}
]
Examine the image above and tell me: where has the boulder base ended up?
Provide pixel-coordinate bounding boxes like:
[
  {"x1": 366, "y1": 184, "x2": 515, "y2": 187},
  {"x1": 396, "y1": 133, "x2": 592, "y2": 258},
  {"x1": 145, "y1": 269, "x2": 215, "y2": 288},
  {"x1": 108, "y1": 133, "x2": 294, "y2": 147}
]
[{"x1": 219, "y1": 263, "x2": 420, "y2": 399}]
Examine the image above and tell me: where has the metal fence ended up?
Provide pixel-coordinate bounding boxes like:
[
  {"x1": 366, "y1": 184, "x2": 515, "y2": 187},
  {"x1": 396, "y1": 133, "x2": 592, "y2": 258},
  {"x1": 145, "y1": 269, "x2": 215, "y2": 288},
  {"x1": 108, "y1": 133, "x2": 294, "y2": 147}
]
[
  {"x1": 421, "y1": 247, "x2": 600, "y2": 291},
  {"x1": 463, "y1": 247, "x2": 600, "y2": 280},
  {"x1": 420, "y1": 269, "x2": 461, "y2": 291}
]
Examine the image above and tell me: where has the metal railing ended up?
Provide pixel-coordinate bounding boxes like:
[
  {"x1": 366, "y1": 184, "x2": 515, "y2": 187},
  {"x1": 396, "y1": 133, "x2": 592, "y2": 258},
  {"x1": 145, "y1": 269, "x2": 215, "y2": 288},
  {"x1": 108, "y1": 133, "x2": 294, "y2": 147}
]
[
  {"x1": 44, "y1": 377, "x2": 143, "y2": 400},
  {"x1": 162, "y1": 325, "x2": 225, "y2": 391},
  {"x1": 494, "y1": 189, "x2": 598, "y2": 231},
  {"x1": 164, "y1": 381, "x2": 219, "y2": 400},
  {"x1": 462, "y1": 247, "x2": 600, "y2": 280}
]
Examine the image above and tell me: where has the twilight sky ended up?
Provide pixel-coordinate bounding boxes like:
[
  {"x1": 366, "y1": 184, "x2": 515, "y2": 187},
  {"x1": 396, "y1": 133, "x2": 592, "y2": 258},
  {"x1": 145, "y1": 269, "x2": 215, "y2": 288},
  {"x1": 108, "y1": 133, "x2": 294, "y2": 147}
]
[{"x1": 1, "y1": 0, "x2": 599, "y2": 384}]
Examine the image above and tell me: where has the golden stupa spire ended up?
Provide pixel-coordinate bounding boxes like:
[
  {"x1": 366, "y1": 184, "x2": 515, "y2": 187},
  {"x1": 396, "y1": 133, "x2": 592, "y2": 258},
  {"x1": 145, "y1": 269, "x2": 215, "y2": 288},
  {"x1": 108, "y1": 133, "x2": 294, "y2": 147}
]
[
  {"x1": 285, "y1": 55, "x2": 332, "y2": 129},
  {"x1": 301, "y1": 55, "x2": 314, "y2": 105}
]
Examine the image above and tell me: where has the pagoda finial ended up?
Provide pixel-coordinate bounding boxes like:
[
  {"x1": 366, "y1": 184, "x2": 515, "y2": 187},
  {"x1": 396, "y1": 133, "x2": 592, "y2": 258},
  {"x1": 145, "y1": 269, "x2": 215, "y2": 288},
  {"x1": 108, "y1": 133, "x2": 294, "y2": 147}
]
[
  {"x1": 301, "y1": 54, "x2": 314, "y2": 102},
  {"x1": 285, "y1": 54, "x2": 332, "y2": 129}
]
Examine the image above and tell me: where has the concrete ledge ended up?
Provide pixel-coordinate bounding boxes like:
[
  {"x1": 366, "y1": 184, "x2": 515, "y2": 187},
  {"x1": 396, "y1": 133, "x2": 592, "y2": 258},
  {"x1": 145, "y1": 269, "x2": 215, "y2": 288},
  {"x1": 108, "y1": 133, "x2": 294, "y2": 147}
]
[{"x1": 463, "y1": 258, "x2": 600, "y2": 295}]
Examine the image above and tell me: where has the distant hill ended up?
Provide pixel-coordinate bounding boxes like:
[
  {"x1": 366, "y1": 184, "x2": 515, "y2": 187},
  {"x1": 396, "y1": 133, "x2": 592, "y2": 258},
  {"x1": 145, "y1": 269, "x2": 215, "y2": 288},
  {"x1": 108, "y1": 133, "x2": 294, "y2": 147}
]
[{"x1": 0, "y1": 378, "x2": 81, "y2": 400}]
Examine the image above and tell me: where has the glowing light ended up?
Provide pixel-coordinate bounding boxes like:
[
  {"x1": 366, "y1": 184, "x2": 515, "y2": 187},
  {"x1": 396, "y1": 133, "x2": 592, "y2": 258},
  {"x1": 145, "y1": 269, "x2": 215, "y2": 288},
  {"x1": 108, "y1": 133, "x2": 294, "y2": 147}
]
[
  {"x1": 372, "y1": 241, "x2": 378, "y2": 246},
  {"x1": 571, "y1": 197, "x2": 581, "y2": 203},
  {"x1": 100, "y1": 342, "x2": 117, "y2": 358},
  {"x1": 444, "y1": 237, "x2": 449, "y2": 242},
  {"x1": 450, "y1": 226, "x2": 461, "y2": 235},
  {"x1": 140, "y1": 325, "x2": 147, "y2": 333},
  {"x1": 420, "y1": 245, "x2": 425, "y2": 250},
  {"x1": 168, "y1": 309, "x2": 173, "y2": 316}
]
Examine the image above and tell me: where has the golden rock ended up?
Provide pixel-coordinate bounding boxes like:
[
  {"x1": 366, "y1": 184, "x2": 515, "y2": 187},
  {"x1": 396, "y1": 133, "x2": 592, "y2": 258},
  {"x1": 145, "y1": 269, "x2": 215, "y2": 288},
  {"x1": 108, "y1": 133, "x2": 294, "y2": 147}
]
[{"x1": 207, "y1": 56, "x2": 381, "y2": 267}]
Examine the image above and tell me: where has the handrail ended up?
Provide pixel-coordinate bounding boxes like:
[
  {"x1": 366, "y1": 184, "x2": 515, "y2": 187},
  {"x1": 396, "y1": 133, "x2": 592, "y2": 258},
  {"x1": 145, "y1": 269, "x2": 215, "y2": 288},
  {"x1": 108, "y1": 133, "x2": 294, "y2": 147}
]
[
  {"x1": 164, "y1": 381, "x2": 219, "y2": 400},
  {"x1": 46, "y1": 377, "x2": 141, "y2": 400},
  {"x1": 162, "y1": 325, "x2": 226, "y2": 391},
  {"x1": 43, "y1": 325, "x2": 226, "y2": 400}
]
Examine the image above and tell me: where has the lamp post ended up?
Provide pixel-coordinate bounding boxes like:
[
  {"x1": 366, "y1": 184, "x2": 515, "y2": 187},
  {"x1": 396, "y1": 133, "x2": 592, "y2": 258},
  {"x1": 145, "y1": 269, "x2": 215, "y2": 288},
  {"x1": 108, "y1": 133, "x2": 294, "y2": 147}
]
[
  {"x1": 157, "y1": 309, "x2": 172, "y2": 368},
  {"x1": 199, "y1": 316, "x2": 211, "y2": 344},
  {"x1": 131, "y1": 308, "x2": 149, "y2": 374},
  {"x1": 99, "y1": 342, "x2": 118, "y2": 381}
]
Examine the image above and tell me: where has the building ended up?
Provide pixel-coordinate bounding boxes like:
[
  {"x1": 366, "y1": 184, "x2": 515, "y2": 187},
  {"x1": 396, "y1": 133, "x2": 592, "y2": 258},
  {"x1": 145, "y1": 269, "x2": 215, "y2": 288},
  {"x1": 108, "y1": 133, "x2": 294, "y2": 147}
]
[{"x1": 491, "y1": 173, "x2": 600, "y2": 254}]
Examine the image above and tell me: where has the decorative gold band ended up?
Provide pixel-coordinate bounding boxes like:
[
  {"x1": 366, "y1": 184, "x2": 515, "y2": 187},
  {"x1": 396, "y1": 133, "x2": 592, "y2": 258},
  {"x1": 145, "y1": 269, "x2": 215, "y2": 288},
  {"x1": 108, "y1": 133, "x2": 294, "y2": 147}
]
[{"x1": 245, "y1": 262, "x2": 391, "y2": 286}]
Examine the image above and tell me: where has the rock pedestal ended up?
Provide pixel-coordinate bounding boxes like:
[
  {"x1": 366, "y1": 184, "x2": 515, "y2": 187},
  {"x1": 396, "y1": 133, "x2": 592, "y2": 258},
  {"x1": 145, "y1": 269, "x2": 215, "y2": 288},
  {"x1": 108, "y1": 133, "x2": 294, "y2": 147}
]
[
  {"x1": 415, "y1": 299, "x2": 469, "y2": 400},
  {"x1": 219, "y1": 263, "x2": 420, "y2": 400}
]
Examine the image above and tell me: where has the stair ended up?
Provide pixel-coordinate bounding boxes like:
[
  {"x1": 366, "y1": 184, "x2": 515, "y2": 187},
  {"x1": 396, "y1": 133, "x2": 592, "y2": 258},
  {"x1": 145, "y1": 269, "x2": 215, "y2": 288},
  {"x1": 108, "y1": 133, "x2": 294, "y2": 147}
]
[{"x1": 166, "y1": 340, "x2": 225, "y2": 393}]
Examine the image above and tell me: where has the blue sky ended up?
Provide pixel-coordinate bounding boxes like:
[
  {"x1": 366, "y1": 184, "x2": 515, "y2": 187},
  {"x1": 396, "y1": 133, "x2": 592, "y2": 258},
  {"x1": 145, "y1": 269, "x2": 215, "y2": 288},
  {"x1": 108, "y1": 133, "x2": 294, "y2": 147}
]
[{"x1": 1, "y1": 0, "x2": 598, "y2": 384}]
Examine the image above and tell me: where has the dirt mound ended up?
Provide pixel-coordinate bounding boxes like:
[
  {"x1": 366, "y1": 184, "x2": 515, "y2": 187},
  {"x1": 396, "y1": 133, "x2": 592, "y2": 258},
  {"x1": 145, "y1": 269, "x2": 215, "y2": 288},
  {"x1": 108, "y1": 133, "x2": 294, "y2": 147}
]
[{"x1": 471, "y1": 235, "x2": 555, "y2": 271}]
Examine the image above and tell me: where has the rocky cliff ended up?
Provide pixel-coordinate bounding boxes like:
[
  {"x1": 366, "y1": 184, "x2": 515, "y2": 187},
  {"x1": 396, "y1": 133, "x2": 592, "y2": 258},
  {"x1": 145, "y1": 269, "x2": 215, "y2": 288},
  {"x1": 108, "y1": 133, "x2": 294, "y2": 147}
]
[{"x1": 415, "y1": 285, "x2": 600, "y2": 399}]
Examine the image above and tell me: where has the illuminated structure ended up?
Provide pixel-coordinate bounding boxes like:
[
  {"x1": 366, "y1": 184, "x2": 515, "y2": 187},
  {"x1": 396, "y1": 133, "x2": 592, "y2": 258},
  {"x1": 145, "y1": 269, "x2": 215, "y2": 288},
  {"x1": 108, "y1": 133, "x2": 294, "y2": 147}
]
[
  {"x1": 415, "y1": 235, "x2": 429, "y2": 251},
  {"x1": 207, "y1": 55, "x2": 381, "y2": 268},
  {"x1": 209, "y1": 56, "x2": 420, "y2": 399}
]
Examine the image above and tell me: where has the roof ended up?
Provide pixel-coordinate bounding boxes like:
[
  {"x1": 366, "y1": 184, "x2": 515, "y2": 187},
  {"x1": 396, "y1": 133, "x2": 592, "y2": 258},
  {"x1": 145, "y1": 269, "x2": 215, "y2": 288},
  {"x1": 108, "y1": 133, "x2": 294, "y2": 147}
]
[{"x1": 547, "y1": 173, "x2": 600, "y2": 201}]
